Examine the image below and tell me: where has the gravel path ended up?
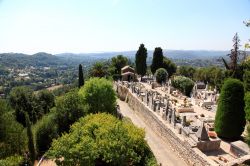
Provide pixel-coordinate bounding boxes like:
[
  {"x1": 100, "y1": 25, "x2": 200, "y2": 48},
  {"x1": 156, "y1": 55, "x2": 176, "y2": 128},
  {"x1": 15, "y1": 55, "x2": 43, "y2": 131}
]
[{"x1": 117, "y1": 99, "x2": 188, "y2": 166}]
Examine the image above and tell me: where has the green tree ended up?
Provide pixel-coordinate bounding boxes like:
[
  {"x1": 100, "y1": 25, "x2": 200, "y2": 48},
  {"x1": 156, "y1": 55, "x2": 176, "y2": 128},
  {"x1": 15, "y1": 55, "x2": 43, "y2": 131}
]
[
  {"x1": 171, "y1": 76, "x2": 194, "y2": 96},
  {"x1": 78, "y1": 64, "x2": 84, "y2": 88},
  {"x1": 245, "y1": 92, "x2": 250, "y2": 121},
  {"x1": 135, "y1": 44, "x2": 147, "y2": 80},
  {"x1": 89, "y1": 62, "x2": 109, "y2": 78},
  {"x1": 55, "y1": 89, "x2": 85, "y2": 134},
  {"x1": 222, "y1": 33, "x2": 243, "y2": 80},
  {"x1": 244, "y1": 71, "x2": 250, "y2": 92},
  {"x1": 177, "y1": 66, "x2": 196, "y2": 78},
  {"x1": 36, "y1": 90, "x2": 55, "y2": 115},
  {"x1": 111, "y1": 55, "x2": 128, "y2": 75},
  {"x1": 9, "y1": 86, "x2": 35, "y2": 126},
  {"x1": 79, "y1": 78, "x2": 116, "y2": 114},
  {"x1": 162, "y1": 57, "x2": 176, "y2": 78},
  {"x1": 155, "y1": 68, "x2": 168, "y2": 84},
  {"x1": 151, "y1": 47, "x2": 163, "y2": 74},
  {"x1": 215, "y1": 78, "x2": 245, "y2": 139},
  {"x1": 47, "y1": 113, "x2": 156, "y2": 166},
  {"x1": 25, "y1": 113, "x2": 36, "y2": 164},
  {"x1": 0, "y1": 100, "x2": 26, "y2": 158},
  {"x1": 34, "y1": 113, "x2": 58, "y2": 156}
]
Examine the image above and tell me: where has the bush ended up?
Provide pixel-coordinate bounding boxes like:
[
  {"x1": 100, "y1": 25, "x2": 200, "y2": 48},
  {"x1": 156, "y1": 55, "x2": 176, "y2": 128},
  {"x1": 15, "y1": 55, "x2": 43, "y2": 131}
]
[
  {"x1": 47, "y1": 113, "x2": 156, "y2": 166},
  {"x1": 244, "y1": 70, "x2": 250, "y2": 92},
  {"x1": 172, "y1": 76, "x2": 194, "y2": 96},
  {"x1": 34, "y1": 113, "x2": 58, "y2": 156},
  {"x1": 155, "y1": 68, "x2": 168, "y2": 84},
  {"x1": 79, "y1": 78, "x2": 116, "y2": 114},
  {"x1": 55, "y1": 89, "x2": 86, "y2": 134},
  {"x1": 215, "y1": 78, "x2": 245, "y2": 139},
  {"x1": 0, "y1": 100, "x2": 26, "y2": 158},
  {"x1": 245, "y1": 92, "x2": 250, "y2": 121},
  {"x1": 0, "y1": 155, "x2": 23, "y2": 166}
]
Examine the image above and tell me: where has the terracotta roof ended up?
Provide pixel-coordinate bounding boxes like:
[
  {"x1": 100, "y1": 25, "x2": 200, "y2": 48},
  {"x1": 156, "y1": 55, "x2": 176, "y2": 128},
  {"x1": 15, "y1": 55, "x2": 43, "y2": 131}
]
[
  {"x1": 121, "y1": 65, "x2": 134, "y2": 71},
  {"x1": 121, "y1": 71, "x2": 135, "y2": 76}
]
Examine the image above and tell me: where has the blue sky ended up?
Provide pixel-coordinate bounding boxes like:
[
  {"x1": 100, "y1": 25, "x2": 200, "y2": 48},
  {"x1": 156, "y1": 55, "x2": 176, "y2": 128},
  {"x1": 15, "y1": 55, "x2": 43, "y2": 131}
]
[{"x1": 0, "y1": 0, "x2": 249, "y2": 54}]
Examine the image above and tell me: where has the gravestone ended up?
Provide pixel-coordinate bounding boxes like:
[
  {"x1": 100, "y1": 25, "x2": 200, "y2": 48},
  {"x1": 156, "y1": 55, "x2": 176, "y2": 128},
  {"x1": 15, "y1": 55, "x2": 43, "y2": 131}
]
[
  {"x1": 171, "y1": 109, "x2": 176, "y2": 127},
  {"x1": 182, "y1": 116, "x2": 186, "y2": 127}
]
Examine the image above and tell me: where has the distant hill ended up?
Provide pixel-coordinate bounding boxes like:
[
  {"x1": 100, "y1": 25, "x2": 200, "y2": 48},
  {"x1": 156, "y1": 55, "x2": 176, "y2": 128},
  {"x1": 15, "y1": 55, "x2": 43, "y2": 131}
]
[
  {"x1": 0, "y1": 52, "x2": 66, "y2": 68},
  {"x1": 56, "y1": 50, "x2": 229, "y2": 60},
  {"x1": 1, "y1": 50, "x2": 247, "y2": 68}
]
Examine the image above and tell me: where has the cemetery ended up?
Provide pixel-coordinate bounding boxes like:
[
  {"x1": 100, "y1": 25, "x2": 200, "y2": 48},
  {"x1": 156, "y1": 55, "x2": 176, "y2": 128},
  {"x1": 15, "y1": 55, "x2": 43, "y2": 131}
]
[{"x1": 115, "y1": 79, "x2": 250, "y2": 166}]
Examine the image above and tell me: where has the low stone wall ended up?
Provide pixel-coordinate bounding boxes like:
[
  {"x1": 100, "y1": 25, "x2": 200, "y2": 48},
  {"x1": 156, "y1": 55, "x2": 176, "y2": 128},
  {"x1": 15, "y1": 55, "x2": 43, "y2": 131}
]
[{"x1": 117, "y1": 84, "x2": 211, "y2": 166}]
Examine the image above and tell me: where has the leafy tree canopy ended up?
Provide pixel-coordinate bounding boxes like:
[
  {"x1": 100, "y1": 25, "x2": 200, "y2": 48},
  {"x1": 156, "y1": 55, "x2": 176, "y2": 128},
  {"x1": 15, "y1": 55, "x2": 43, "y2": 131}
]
[
  {"x1": 47, "y1": 113, "x2": 156, "y2": 166},
  {"x1": 79, "y1": 78, "x2": 116, "y2": 114},
  {"x1": 155, "y1": 68, "x2": 168, "y2": 84}
]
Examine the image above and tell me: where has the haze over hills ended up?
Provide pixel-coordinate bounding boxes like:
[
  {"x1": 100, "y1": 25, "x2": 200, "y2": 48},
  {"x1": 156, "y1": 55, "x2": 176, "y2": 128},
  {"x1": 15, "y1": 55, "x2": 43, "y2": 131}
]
[{"x1": 56, "y1": 50, "x2": 230, "y2": 60}]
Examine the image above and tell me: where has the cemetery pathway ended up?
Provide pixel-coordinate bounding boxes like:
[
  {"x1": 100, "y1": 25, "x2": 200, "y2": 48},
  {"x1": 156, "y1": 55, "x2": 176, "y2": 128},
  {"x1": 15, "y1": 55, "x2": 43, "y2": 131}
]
[{"x1": 117, "y1": 99, "x2": 188, "y2": 166}]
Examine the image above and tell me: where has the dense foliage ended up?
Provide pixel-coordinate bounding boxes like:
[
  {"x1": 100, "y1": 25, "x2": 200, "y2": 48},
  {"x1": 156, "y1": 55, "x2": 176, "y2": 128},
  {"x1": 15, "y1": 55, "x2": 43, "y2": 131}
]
[
  {"x1": 151, "y1": 47, "x2": 163, "y2": 74},
  {"x1": 0, "y1": 155, "x2": 24, "y2": 166},
  {"x1": 79, "y1": 78, "x2": 116, "y2": 114},
  {"x1": 215, "y1": 78, "x2": 245, "y2": 139},
  {"x1": 34, "y1": 113, "x2": 58, "y2": 156},
  {"x1": 135, "y1": 44, "x2": 147, "y2": 79},
  {"x1": 155, "y1": 68, "x2": 168, "y2": 84},
  {"x1": 55, "y1": 89, "x2": 86, "y2": 134},
  {"x1": 47, "y1": 113, "x2": 157, "y2": 166},
  {"x1": 0, "y1": 100, "x2": 26, "y2": 158},
  {"x1": 162, "y1": 57, "x2": 176, "y2": 78},
  {"x1": 244, "y1": 71, "x2": 250, "y2": 92},
  {"x1": 9, "y1": 86, "x2": 35, "y2": 126},
  {"x1": 171, "y1": 76, "x2": 194, "y2": 96}
]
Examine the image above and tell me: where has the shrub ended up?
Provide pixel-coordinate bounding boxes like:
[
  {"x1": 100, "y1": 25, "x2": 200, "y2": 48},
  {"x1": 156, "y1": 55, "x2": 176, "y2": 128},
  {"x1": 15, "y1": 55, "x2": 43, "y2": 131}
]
[
  {"x1": 79, "y1": 78, "x2": 116, "y2": 114},
  {"x1": 245, "y1": 92, "x2": 250, "y2": 121},
  {"x1": 155, "y1": 68, "x2": 168, "y2": 84},
  {"x1": 215, "y1": 78, "x2": 245, "y2": 139},
  {"x1": 0, "y1": 100, "x2": 26, "y2": 158},
  {"x1": 47, "y1": 113, "x2": 156, "y2": 165},
  {"x1": 34, "y1": 113, "x2": 58, "y2": 156},
  {"x1": 55, "y1": 89, "x2": 86, "y2": 134},
  {"x1": 172, "y1": 76, "x2": 194, "y2": 96},
  {"x1": 244, "y1": 70, "x2": 250, "y2": 92},
  {"x1": 0, "y1": 155, "x2": 23, "y2": 166}
]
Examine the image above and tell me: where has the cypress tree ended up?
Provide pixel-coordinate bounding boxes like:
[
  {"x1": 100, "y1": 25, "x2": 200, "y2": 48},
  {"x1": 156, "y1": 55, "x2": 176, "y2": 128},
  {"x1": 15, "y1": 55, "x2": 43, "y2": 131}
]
[
  {"x1": 151, "y1": 47, "x2": 163, "y2": 74},
  {"x1": 25, "y1": 113, "x2": 36, "y2": 164},
  {"x1": 78, "y1": 64, "x2": 84, "y2": 88},
  {"x1": 135, "y1": 44, "x2": 147, "y2": 80},
  {"x1": 215, "y1": 78, "x2": 245, "y2": 140}
]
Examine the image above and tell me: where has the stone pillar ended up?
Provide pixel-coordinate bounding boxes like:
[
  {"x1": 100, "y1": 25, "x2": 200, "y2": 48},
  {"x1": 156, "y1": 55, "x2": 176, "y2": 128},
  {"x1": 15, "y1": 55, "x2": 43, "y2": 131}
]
[
  {"x1": 168, "y1": 109, "x2": 172, "y2": 124},
  {"x1": 182, "y1": 116, "x2": 186, "y2": 127},
  {"x1": 171, "y1": 109, "x2": 176, "y2": 128},
  {"x1": 153, "y1": 100, "x2": 157, "y2": 112}
]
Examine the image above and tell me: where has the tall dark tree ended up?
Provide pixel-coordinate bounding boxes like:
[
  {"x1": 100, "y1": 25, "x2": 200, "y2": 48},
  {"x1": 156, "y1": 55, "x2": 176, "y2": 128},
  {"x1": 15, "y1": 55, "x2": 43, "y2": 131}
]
[
  {"x1": 135, "y1": 44, "x2": 147, "y2": 80},
  {"x1": 222, "y1": 33, "x2": 242, "y2": 79},
  {"x1": 215, "y1": 78, "x2": 245, "y2": 139},
  {"x1": 78, "y1": 64, "x2": 84, "y2": 88},
  {"x1": 9, "y1": 86, "x2": 35, "y2": 126},
  {"x1": 25, "y1": 113, "x2": 36, "y2": 164},
  {"x1": 151, "y1": 47, "x2": 163, "y2": 74}
]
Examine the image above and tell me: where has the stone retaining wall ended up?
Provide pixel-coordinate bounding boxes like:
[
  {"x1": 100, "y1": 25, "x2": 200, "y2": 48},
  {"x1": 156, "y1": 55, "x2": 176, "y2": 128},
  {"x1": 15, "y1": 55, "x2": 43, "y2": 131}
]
[{"x1": 117, "y1": 84, "x2": 211, "y2": 166}]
